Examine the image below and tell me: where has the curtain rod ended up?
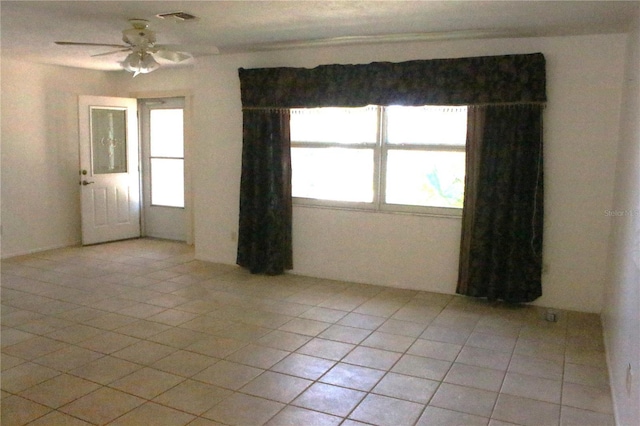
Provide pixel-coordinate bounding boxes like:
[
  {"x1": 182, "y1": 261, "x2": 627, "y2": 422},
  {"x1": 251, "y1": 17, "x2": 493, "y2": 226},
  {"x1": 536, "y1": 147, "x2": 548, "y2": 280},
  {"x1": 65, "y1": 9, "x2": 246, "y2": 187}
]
[{"x1": 241, "y1": 101, "x2": 546, "y2": 111}]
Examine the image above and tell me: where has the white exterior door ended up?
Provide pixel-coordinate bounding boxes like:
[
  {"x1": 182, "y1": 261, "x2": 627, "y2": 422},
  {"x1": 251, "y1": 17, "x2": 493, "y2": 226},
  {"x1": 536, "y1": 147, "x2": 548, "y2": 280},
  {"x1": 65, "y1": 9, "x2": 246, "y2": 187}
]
[{"x1": 79, "y1": 96, "x2": 140, "y2": 245}]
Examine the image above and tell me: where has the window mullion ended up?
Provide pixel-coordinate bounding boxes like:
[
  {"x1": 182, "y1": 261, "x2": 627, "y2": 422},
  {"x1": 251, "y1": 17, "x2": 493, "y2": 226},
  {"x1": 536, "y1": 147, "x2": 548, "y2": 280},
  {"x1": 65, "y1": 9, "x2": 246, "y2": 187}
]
[{"x1": 375, "y1": 106, "x2": 388, "y2": 210}]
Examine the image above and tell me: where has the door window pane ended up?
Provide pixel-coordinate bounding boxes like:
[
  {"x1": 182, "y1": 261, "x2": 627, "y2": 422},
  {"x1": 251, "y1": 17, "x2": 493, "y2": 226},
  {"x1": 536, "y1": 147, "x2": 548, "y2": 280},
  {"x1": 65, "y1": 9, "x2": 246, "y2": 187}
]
[
  {"x1": 150, "y1": 109, "x2": 184, "y2": 157},
  {"x1": 292, "y1": 147, "x2": 374, "y2": 202},
  {"x1": 385, "y1": 150, "x2": 465, "y2": 208},
  {"x1": 91, "y1": 108, "x2": 127, "y2": 174},
  {"x1": 151, "y1": 158, "x2": 184, "y2": 207}
]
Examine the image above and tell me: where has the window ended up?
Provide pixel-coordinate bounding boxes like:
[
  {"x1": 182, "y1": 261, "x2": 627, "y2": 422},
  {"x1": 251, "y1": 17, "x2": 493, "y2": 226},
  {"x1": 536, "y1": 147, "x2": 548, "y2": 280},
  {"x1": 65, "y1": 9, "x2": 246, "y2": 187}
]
[
  {"x1": 290, "y1": 105, "x2": 467, "y2": 215},
  {"x1": 149, "y1": 108, "x2": 185, "y2": 208}
]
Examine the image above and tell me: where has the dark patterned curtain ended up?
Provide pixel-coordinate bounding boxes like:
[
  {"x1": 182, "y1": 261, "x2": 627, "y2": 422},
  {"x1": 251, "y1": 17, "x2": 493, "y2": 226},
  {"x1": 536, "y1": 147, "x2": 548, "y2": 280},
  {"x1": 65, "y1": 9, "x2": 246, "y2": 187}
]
[
  {"x1": 457, "y1": 105, "x2": 544, "y2": 302},
  {"x1": 236, "y1": 109, "x2": 293, "y2": 274},
  {"x1": 237, "y1": 53, "x2": 546, "y2": 288}
]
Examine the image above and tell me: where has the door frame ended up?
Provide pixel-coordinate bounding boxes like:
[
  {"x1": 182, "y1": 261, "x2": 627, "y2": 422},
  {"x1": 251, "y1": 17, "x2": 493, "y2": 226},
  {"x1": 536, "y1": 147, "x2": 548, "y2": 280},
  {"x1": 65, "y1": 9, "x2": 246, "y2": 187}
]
[{"x1": 130, "y1": 90, "x2": 194, "y2": 245}]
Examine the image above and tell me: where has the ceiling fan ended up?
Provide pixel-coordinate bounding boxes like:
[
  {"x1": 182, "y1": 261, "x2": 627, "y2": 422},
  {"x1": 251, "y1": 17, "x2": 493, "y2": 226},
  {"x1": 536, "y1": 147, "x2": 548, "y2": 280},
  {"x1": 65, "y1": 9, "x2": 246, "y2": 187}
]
[{"x1": 55, "y1": 19, "x2": 202, "y2": 76}]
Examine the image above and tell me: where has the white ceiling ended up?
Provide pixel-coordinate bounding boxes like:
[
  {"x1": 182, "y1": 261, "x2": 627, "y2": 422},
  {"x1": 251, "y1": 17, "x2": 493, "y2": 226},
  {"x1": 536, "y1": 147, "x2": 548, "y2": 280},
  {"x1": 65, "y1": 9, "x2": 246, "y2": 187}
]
[{"x1": 1, "y1": 1, "x2": 638, "y2": 71}]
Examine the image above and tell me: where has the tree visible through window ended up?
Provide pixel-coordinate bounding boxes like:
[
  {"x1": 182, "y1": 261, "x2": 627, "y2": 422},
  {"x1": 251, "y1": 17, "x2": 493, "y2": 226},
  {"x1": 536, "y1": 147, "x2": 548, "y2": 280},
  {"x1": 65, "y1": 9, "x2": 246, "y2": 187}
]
[{"x1": 290, "y1": 105, "x2": 467, "y2": 214}]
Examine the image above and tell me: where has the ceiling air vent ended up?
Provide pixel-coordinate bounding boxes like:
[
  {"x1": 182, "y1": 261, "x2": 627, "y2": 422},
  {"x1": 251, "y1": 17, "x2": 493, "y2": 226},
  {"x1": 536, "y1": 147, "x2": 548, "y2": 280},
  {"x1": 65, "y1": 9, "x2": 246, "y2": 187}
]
[{"x1": 156, "y1": 11, "x2": 198, "y2": 21}]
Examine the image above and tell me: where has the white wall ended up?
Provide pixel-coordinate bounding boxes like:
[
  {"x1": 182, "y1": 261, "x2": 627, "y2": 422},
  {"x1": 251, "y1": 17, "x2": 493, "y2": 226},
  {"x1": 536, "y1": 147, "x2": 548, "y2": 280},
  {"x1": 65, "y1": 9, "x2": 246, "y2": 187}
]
[
  {"x1": 603, "y1": 7, "x2": 640, "y2": 426},
  {"x1": 192, "y1": 33, "x2": 626, "y2": 312},
  {"x1": 1, "y1": 33, "x2": 627, "y2": 315},
  {"x1": 0, "y1": 59, "x2": 119, "y2": 257}
]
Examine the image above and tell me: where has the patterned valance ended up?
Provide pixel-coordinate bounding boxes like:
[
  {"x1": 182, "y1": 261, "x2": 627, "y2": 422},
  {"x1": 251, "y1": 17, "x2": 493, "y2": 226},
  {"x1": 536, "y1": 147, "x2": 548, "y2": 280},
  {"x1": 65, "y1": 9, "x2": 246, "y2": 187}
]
[{"x1": 238, "y1": 53, "x2": 546, "y2": 108}]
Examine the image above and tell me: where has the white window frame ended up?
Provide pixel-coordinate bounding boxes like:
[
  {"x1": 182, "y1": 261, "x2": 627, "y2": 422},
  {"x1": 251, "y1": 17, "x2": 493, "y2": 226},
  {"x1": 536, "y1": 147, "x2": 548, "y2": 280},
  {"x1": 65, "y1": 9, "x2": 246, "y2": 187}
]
[{"x1": 291, "y1": 106, "x2": 466, "y2": 217}]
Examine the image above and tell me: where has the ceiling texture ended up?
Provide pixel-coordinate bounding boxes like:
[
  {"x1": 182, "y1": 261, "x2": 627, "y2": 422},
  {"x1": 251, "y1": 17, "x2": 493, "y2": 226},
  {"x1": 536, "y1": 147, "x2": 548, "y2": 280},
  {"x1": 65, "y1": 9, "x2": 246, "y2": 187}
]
[{"x1": 1, "y1": 0, "x2": 639, "y2": 71}]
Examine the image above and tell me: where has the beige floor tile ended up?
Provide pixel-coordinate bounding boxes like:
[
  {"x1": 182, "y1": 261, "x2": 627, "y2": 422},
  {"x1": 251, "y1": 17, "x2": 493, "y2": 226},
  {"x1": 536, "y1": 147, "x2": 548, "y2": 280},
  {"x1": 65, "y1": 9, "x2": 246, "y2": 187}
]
[
  {"x1": 563, "y1": 362, "x2": 609, "y2": 388},
  {"x1": 112, "y1": 340, "x2": 177, "y2": 364},
  {"x1": 193, "y1": 360, "x2": 264, "y2": 390},
  {"x1": 69, "y1": 355, "x2": 141, "y2": 385},
  {"x1": 373, "y1": 372, "x2": 439, "y2": 403},
  {"x1": 465, "y1": 332, "x2": 517, "y2": 353},
  {"x1": 501, "y1": 371, "x2": 562, "y2": 404},
  {"x1": 76, "y1": 330, "x2": 139, "y2": 354},
  {"x1": 456, "y1": 346, "x2": 512, "y2": 371},
  {"x1": 147, "y1": 327, "x2": 209, "y2": 349},
  {"x1": 34, "y1": 345, "x2": 103, "y2": 372},
  {"x1": 292, "y1": 382, "x2": 366, "y2": 417},
  {"x1": 562, "y1": 382, "x2": 614, "y2": 414},
  {"x1": 203, "y1": 392, "x2": 284, "y2": 425},
  {"x1": 278, "y1": 317, "x2": 332, "y2": 336},
  {"x1": 241, "y1": 371, "x2": 313, "y2": 403},
  {"x1": 265, "y1": 405, "x2": 342, "y2": 426},
  {"x1": 319, "y1": 362, "x2": 385, "y2": 391},
  {"x1": 114, "y1": 319, "x2": 172, "y2": 338},
  {"x1": 299, "y1": 306, "x2": 349, "y2": 322},
  {"x1": 18, "y1": 373, "x2": 100, "y2": 408},
  {"x1": 392, "y1": 354, "x2": 452, "y2": 381},
  {"x1": 147, "y1": 308, "x2": 199, "y2": 326},
  {"x1": 2, "y1": 335, "x2": 67, "y2": 360},
  {"x1": 108, "y1": 401, "x2": 195, "y2": 425},
  {"x1": 360, "y1": 331, "x2": 416, "y2": 353},
  {"x1": 420, "y1": 324, "x2": 471, "y2": 344},
  {"x1": 256, "y1": 330, "x2": 312, "y2": 351},
  {"x1": 492, "y1": 393, "x2": 560, "y2": 426},
  {"x1": 408, "y1": 338, "x2": 462, "y2": 361},
  {"x1": 444, "y1": 362, "x2": 506, "y2": 392},
  {"x1": 0, "y1": 395, "x2": 52, "y2": 426},
  {"x1": 186, "y1": 336, "x2": 247, "y2": 358},
  {"x1": 26, "y1": 410, "x2": 93, "y2": 425},
  {"x1": 342, "y1": 346, "x2": 402, "y2": 370},
  {"x1": 111, "y1": 367, "x2": 184, "y2": 399},
  {"x1": 0, "y1": 240, "x2": 615, "y2": 426},
  {"x1": 271, "y1": 352, "x2": 336, "y2": 380},
  {"x1": 560, "y1": 405, "x2": 615, "y2": 425},
  {"x1": 152, "y1": 349, "x2": 217, "y2": 377},
  {"x1": 225, "y1": 343, "x2": 290, "y2": 368},
  {"x1": 1, "y1": 362, "x2": 60, "y2": 393},
  {"x1": 513, "y1": 338, "x2": 565, "y2": 363},
  {"x1": 318, "y1": 324, "x2": 372, "y2": 344},
  {"x1": 377, "y1": 318, "x2": 428, "y2": 337},
  {"x1": 153, "y1": 379, "x2": 232, "y2": 415},
  {"x1": 417, "y1": 406, "x2": 489, "y2": 426},
  {"x1": 430, "y1": 383, "x2": 498, "y2": 418},
  {"x1": 507, "y1": 353, "x2": 563, "y2": 381},
  {"x1": 337, "y1": 312, "x2": 386, "y2": 330},
  {"x1": 59, "y1": 387, "x2": 145, "y2": 424},
  {"x1": 297, "y1": 337, "x2": 355, "y2": 360},
  {"x1": 349, "y1": 393, "x2": 424, "y2": 426}
]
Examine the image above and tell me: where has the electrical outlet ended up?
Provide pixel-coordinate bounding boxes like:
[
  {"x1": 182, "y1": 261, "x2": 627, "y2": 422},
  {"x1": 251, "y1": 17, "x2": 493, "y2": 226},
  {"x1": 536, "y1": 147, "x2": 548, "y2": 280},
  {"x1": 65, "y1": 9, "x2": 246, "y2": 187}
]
[{"x1": 626, "y1": 363, "x2": 633, "y2": 396}]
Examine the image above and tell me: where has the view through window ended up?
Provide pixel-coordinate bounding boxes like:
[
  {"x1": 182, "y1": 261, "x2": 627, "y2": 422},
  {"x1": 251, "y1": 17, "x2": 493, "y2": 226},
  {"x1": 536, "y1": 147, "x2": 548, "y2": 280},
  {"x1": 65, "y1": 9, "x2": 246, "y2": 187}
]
[{"x1": 290, "y1": 105, "x2": 467, "y2": 214}]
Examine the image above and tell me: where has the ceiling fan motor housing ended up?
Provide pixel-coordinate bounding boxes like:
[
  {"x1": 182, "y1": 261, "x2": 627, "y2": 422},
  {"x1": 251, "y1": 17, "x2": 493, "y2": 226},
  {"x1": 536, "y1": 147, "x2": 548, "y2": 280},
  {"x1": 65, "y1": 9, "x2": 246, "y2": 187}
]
[{"x1": 122, "y1": 19, "x2": 156, "y2": 47}]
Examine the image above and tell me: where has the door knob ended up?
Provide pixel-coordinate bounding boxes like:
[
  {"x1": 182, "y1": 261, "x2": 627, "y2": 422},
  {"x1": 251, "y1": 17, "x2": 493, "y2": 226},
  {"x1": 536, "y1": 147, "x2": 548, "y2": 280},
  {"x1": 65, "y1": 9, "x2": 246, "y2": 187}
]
[{"x1": 81, "y1": 180, "x2": 95, "y2": 186}]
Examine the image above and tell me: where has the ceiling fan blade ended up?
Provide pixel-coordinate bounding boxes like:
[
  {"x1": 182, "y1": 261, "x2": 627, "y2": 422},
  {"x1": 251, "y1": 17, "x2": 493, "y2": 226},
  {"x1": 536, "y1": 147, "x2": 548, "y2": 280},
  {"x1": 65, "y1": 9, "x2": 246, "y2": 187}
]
[
  {"x1": 155, "y1": 44, "x2": 220, "y2": 56},
  {"x1": 91, "y1": 49, "x2": 131, "y2": 58},
  {"x1": 153, "y1": 49, "x2": 193, "y2": 63},
  {"x1": 55, "y1": 41, "x2": 129, "y2": 48}
]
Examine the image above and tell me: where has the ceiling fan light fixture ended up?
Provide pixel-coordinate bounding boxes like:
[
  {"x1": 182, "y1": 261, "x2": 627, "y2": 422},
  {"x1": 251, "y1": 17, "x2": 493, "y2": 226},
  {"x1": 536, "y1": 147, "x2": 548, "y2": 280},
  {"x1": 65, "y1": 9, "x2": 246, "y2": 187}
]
[{"x1": 122, "y1": 51, "x2": 159, "y2": 76}]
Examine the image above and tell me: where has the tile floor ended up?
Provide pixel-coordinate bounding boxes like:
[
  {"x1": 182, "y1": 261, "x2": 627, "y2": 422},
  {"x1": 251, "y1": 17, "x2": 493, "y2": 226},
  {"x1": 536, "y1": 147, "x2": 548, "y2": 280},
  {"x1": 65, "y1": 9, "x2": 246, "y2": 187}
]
[{"x1": 1, "y1": 239, "x2": 614, "y2": 425}]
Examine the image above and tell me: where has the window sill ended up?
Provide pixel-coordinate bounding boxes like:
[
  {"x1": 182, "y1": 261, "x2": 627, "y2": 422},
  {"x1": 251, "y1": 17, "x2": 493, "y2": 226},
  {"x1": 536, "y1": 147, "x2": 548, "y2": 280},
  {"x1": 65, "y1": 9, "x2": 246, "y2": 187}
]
[{"x1": 292, "y1": 199, "x2": 462, "y2": 219}]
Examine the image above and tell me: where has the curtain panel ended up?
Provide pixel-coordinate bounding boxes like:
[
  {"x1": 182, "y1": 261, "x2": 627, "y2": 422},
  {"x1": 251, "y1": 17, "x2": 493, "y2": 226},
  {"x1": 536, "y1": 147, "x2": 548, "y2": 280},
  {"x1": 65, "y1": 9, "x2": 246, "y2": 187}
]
[
  {"x1": 236, "y1": 109, "x2": 293, "y2": 275},
  {"x1": 239, "y1": 53, "x2": 546, "y2": 108},
  {"x1": 457, "y1": 105, "x2": 544, "y2": 303}
]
